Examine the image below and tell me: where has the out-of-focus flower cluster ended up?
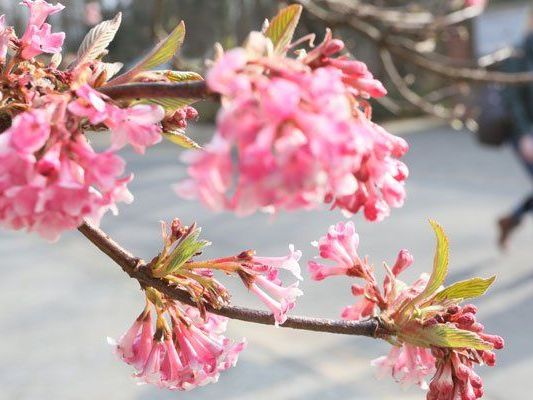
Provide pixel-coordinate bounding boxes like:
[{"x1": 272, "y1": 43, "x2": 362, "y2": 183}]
[
  {"x1": 0, "y1": 1, "x2": 197, "y2": 241},
  {"x1": 309, "y1": 220, "x2": 503, "y2": 399},
  {"x1": 176, "y1": 28, "x2": 408, "y2": 221}
]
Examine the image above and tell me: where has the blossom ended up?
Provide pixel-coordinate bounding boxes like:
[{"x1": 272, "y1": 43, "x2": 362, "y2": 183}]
[
  {"x1": 237, "y1": 246, "x2": 303, "y2": 325},
  {"x1": 177, "y1": 31, "x2": 408, "y2": 221},
  {"x1": 174, "y1": 135, "x2": 232, "y2": 212},
  {"x1": 109, "y1": 308, "x2": 154, "y2": 370},
  {"x1": 308, "y1": 221, "x2": 369, "y2": 281},
  {"x1": 106, "y1": 104, "x2": 165, "y2": 154},
  {"x1": 110, "y1": 303, "x2": 246, "y2": 391},
  {"x1": 68, "y1": 84, "x2": 109, "y2": 125},
  {"x1": 19, "y1": 1, "x2": 65, "y2": 59},
  {"x1": 68, "y1": 85, "x2": 165, "y2": 154},
  {"x1": 6, "y1": 108, "x2": 51, "y2": 153},
  {"x1": 21, "y1": 0, "x2": 65, "y2": 29},
  {"x1": 371, "y1": 344, "x2": 436, "y2": 390}
]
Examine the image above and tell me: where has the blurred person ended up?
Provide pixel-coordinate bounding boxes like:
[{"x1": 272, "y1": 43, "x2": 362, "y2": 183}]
[{"x1": 498, "y1": 9, "x2": 533, "y2": 248}]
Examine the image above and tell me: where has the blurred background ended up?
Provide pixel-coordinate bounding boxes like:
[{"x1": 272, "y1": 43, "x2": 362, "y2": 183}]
[{"x1": 0, "y1": 0, "x2": 532, "y2": 399}]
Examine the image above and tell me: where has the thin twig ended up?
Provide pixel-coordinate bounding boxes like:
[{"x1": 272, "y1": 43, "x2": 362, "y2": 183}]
[
  {"x1": 78, "y1": 221, "x2": 387, "y2": 338},
  {"x1": 296, "y1": 0, "x2": 533, "y2": 84},
  {"x1": 98, "y1": 81, "x2": 216, "y2": 101}
]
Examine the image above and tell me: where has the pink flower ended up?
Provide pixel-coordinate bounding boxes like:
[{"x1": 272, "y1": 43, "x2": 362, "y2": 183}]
[
  {"x1": 21, "y1": 0, "x2": 65, "y2": 29},
  {"x1": 20, "y1": 22, "x2": 65, "y2": 59},
  {"x1": 19, "y1": 1, "x2": 65, "y2": 60},
  {"x1": 177, "y1": 31, "x2": 408, "y2": 220},
  {"x1": 308, "y1": 221, "x2": 370, "y2": 281},
  {"x1": 106, "y1": 104, "x2": 165, "y2": 154},
  {"x1": 372, "y1": 344, "x2": 436, "y2": 390},
  {"x1": 109, "y1": 308, "x2": 154, "y2": 370},
  {"x1": 7, "y1": 109, "x2": 50, "y2": 153},
  {"x1": 112, "y1": 304, "x2": 246, "y2": 391},
  {"x1": 68, "y1": 84, "x2": 109, "y2": 125},
  {"x1": 238, "y1": 246, "x2": 303, "y2": 325},
  {"x1": 207, "y1": 48, "x2": 250, "y2": 96},
  {"x1": 248, "y1": 275, "x2": 302, "y2": 325},
  {"x1": 68, "y1": 85, "x2": 165, "y2": 154},
  {"x1": 174, "y1": 135, "x2": 232, "y2": 211}
]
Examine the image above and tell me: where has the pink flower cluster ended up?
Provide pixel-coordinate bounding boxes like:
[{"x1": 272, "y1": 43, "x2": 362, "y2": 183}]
[
  {"x1": 308, "y1": 221, "x2": 503, "y2": 398},
  {"x1": 0, "y1": 86, "x2": 164, "y2": 240},
  {"x1": 176, "y1": 31, "x2": 408, "y2": 221},
  {"x1": 0, "y1": 104, "x2": 132, "y2": 241},
  {"x1": 110, "y1": 303, "x2": 245, "y2": 390},
  {"x1": 0, "y1": 2, "x2": 169, "y2": 240},
  {"x1": 427, "y1": 304, "x2": 504, "y2": 400}
]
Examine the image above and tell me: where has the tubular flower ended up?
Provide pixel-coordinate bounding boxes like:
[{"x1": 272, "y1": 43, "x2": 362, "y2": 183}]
[
  {"x1": 371, "y1": 344, "x2": 436, "y2": 390},
  {"x1": 235, "y1": 246, "x2": 303, "y2": 325},
  {"x1": 109, "y1": 299, "x2": 246, "y2": 391},
  {"x1": 19, "y1": 0, "x2": 65, "y2": 60},
  {"x1": 177, "y1": 30, "x2": 408, "y2": 221},
  {"x1": 309, "y1": 221, "x2": 503, "y2": 397}
]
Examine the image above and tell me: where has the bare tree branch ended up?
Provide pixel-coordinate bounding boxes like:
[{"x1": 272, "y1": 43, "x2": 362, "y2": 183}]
[
  {"x1": 78, "y1": 221, "x2": 388, "y2": 338},
  {"x1": 380, "y1": 49, "x2": 454, "y2": 120},
  {"x1": 295, "y1": 0, "x2": 533, "y2": 84}
]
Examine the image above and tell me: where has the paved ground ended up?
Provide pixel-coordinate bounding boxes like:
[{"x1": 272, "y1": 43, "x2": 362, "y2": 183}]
[{"x1": 0, "y1": 120, "x2": 531, "y2": 400}]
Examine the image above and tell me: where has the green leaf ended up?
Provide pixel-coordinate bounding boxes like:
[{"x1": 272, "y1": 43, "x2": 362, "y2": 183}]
[
  {"x1": 166, "y1": 227, "x2": 210, "y2": 274},
  {"x1": 399, "y1": 323, "x2": 492, "y2": 350},
  {"x1": 139, "y1": 97, "x2": 199, "y2": 111},
  {"x1": 434, "y1": 276, "x2": 496, "y2": 302},
  {"x1": 417, "y1": 220, "x2": 450, "y2": 300},
  {"x1": 163, "y1": 129, "x2": 201, "y2": 149},
  {"x1": 100, "y1": 62, "x2": 124, "y2": 80},
  {"x1": 109, "y1": 21, "x2": 186, "y2": 85},
  {"x1": 73, "y1": 13, "x2": 122, "y2": 68},
  {"x1": 164, "y1": 71, "x2": 203, "y2": 82},
  {"x1": 265, "y1": 5, "x2": 303, "y2": 54}
]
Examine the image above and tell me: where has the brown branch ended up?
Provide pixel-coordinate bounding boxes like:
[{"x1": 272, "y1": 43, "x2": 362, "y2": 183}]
[
  {"x1": 78, "y1": 221, "x2": 387, "y2": 338},
  {"x1": 98, "y1": 81, "x2": 216, "y2": 101},
  {"x1": 380, "y1": 49, "x2": 454, "y2": 120},
  {"x1": 296, "y1": 0, "x2": 533, "y2": 85}
]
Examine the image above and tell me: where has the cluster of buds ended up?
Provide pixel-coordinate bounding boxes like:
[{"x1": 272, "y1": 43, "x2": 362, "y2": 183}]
[
  {"x1": 109, "y1": 291, "x2": 246, "y2": 390},
  {"x1": 176, "y1": 6, "x2": 408, "y2": 221},
  {"x1": 309, "y1": 220, "x2": 503, "y2": 399},
  {"x1": 0, "y1": 1, "x2": 201, "y2": 240}
]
